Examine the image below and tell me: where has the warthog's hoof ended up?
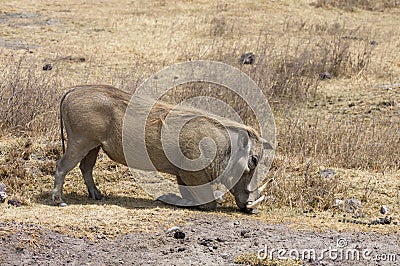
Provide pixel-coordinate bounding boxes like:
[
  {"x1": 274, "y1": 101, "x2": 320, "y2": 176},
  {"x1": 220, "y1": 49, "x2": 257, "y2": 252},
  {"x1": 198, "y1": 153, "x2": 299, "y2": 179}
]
[
  {"x1": 88, "y1": 189, "x2": 103, "y2": 200},
  {"x1": 241, "y1": 208, "x2": 259, "y2": 214},
  {"x1": 52, "y1": 190, "x2": 66, "y2": 206}
]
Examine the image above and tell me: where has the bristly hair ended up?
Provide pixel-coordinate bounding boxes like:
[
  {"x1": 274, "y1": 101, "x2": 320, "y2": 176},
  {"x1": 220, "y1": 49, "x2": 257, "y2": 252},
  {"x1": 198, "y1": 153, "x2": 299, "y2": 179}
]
[{"x1": 141, "y1": 96, "x2": 262, "y2": 141}]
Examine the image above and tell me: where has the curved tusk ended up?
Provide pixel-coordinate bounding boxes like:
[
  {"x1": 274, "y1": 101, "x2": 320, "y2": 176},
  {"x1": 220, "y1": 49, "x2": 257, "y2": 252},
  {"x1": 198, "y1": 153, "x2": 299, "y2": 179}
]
[
  {"x1": 258, "y1": 178, "x2": 274, "y2": 194},
  {"x1": 246, "y1": 195, "x2": 265, "y2": 209}
]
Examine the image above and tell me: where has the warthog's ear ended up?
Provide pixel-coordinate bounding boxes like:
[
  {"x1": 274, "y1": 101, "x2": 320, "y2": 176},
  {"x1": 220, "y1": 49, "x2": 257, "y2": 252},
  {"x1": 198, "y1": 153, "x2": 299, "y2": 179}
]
[{"x1": 261, "y1": 138, "x2": 273, "y2": 150}]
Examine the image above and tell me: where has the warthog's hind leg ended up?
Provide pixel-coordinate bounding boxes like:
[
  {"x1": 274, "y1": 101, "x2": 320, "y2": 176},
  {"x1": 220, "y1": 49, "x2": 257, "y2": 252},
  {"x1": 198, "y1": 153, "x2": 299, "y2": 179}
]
[
  {"x1": 79, "y1": 146, "x2": 102, "y2": 200},
  {"x1": 52, "y1": 141, "x2": 98, "y2": 205}
]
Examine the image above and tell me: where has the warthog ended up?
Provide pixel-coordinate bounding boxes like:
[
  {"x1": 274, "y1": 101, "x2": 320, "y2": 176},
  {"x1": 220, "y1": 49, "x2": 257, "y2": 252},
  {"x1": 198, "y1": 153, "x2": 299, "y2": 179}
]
[{"x1": 53, "y1": 85, "x2": 272, "y2": 213}]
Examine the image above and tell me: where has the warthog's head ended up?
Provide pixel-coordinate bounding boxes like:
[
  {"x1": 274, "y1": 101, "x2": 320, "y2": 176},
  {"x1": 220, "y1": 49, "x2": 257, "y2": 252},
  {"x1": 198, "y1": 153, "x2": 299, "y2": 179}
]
[{"x1": 225, "y1": 129, "x2": 272, "y2": 213}]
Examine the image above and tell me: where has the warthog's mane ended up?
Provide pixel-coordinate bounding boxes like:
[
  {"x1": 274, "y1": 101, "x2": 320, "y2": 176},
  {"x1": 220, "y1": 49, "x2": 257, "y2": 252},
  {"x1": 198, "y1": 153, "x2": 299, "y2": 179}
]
[{"x1": 135, "y1": 95, "x2": 262, "y2": 142}]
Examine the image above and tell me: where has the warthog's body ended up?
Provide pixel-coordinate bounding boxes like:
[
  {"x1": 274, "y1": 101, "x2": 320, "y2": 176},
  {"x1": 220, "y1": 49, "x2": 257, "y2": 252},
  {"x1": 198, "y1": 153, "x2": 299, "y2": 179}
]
[{"x1": 53, "y1": 85, "x2": 270, "y2": 212}]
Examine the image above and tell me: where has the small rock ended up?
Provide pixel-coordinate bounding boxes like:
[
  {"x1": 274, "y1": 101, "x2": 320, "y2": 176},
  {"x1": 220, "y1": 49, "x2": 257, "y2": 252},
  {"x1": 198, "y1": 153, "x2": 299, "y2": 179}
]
[
  {"x1": 59, "y1": 202, "x2": 68, "y2": 207},
  {"x1": 384, "y1": 217, "x2": 392, "y2": 225},
  {"x1": 199, "y1": 238, "x2": 213, "y2": 246},
  {"x1": 239, "y1": 52, "x2": 255, "y2": 65},
  {"x1": 0, "y1": 183, "x2": 7, "y2": 202},
  {"x1": 44, "y1": 18, "x2": 57, "y2": 25},
  {"x1": 321, "y1": 169, "x2": 335, "y2": 178},
  {"x1": 173, "y1": 231, "x2": 185, "y2": 240},
  {"x1": 319, "y1": 72, "x2": 331, "y2": 80},
  {"x1": 240, "y1": 229, "x2": 250, "y2": 237},
  {"x1": 221, "y1": 253, "x2": 228, "y2": 259},
  {"x1": 208, "y1": 246, "x2": 214, "y2": 252},
  {"x1": 42, "y1": 64, "x2": 53, "y2": 71},
  {"x1": 97, "y1": 234, "x2": 106, "y2": 239},
  {"x1": 233, "y1": 221, "x2": 240, "y2": 226},
  {"x1": 89, "y1": 226, "x2": 99, "y2": 232},
  {"x1": 345, "y1": 198, "x2": 361, "y2": 210},
  {"x1": 8, "y1": 199, "x2": 22, "y2": 207},
  {"x1": 370, "y1": 40, "x2": 378, "y2": 46},
  {"x1": 380, "y1": 205, "x2": 389, "y2": 215},
  {"x1": 166, "y1": 226, "x2": 180, "y2": 234},
  {"x1": 245, "y1": 208, "x2": 259, "y2": 214},
  {"x1": 370, "y1": 220, "x2": 378, "y2": 225},
  {"x1": 335, "y1": 198, "x2": 362, "y2": 214},
  {"x1": 177, "y1": 247, "x2": 186, "y2": 252}
]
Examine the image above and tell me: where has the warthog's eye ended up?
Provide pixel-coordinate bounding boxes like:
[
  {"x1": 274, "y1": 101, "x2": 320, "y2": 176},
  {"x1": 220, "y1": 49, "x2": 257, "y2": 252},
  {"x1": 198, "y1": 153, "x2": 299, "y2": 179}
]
[{"x1": 248, "y1": 155, "x2": 259, "y2": 170}]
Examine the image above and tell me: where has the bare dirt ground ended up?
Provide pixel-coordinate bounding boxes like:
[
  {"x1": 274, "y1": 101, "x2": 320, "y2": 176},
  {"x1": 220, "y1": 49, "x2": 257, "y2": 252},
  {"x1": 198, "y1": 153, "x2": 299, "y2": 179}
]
[{"x1": 1, "y1": 214, "x2": 399, "y2": 266}]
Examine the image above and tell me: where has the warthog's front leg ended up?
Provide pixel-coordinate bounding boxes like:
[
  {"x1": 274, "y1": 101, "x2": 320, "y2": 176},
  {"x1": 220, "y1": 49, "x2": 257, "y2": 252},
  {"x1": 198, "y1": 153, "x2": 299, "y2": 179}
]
[
  {"x1": 157, "y1": 193, "x2": 198, "y2": 207},
  {"x1": 156, "y1": 175, "x2": 217, "y2": 210},
  {"x1": 178, "y1": 175, "x2": 216, "y2": 210},
  {"x1": 179, "y1": 183, "x2": 216, "y2": 210}
]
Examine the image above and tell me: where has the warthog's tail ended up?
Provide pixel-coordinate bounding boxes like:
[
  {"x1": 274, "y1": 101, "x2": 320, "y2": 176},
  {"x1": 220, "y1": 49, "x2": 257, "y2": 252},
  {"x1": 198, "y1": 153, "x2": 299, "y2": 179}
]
[
  {"x1": 60, "y1": 108, "x2": 65, "y2": 154},
  {"x1": 59, "y1": 88, "x2": 77, "y2": 154}
]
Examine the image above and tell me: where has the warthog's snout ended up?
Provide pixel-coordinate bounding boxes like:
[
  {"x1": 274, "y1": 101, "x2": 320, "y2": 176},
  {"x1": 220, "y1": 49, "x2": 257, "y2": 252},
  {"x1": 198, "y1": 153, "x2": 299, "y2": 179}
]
[{"x1": 234, "y1": 178, "x2": 271, "y2": 214}]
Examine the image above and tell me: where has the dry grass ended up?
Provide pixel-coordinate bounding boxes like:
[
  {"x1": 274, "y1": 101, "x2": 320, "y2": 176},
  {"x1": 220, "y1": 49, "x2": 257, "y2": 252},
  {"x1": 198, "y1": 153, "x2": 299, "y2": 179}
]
[
  {"x1": 313, "y1": 0, "x2": 400, "y2": 11},
  {"x1": 276, "y1": 110, "x2": 400, "y2": 171},
  {"x1": 0, "y1": 0, "x2": 399, "y2": 237},
  {"x1": 0, "y1": 55, "x2": 62, "y2": 136}
]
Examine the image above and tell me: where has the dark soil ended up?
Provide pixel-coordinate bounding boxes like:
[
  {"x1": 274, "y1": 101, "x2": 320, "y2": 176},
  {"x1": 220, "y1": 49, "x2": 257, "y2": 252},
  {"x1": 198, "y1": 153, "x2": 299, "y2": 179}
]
[{"x1": 1, "y1": 215, "x2": 399, "y2": 266}]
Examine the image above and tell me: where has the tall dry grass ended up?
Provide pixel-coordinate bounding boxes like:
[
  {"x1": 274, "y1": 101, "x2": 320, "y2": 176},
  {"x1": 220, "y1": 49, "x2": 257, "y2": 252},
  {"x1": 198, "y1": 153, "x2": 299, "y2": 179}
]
[
  {"x1": 277, "y1": 114, "x2": 399, "y2": 171},
  {"x1": 0, "y1": 16, "x2": 398, "y2": 211},
  {"x1": 0, "y1": 54, "x2": 62, "y2": 137},
  {"x1": 313, "y1": 0, "x2": 400, "y2": 11}
]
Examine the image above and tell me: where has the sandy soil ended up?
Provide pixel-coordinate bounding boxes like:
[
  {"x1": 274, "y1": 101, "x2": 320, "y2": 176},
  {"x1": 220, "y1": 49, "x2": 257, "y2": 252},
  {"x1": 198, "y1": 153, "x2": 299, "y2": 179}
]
[{"x1": 1, "y1": 214, "x2": 399, "y2": 266}]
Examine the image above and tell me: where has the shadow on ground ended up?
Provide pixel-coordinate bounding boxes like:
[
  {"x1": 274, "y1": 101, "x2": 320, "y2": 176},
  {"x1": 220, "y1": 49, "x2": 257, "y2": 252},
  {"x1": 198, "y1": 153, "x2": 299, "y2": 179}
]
[{"x1": 35, "y1": 191, "x2": 240, "y2": 214}]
